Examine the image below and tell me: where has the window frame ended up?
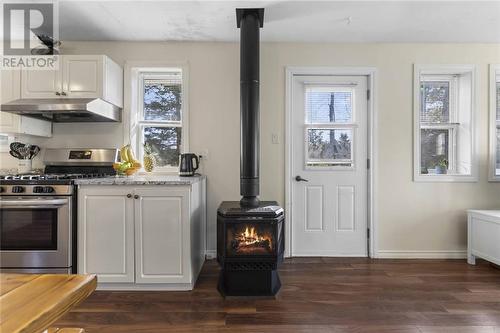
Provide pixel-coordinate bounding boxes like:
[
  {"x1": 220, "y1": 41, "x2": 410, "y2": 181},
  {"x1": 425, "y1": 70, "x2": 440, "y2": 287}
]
[
  {"x1": 125, "y1": 62, "x2": 189, "y2": 174},
  {"x1": 419, "y1": 75, "x2": 459, "y2": 174},
  {"x1": 413, "y1": 64, "x2": 478, "y2": 182},
  {"x1": 303, "y1": 84, "x2": 357, "y2": 170},
  {"x1": 489, "y1": 64, "x2": 500, "y2": 182}
]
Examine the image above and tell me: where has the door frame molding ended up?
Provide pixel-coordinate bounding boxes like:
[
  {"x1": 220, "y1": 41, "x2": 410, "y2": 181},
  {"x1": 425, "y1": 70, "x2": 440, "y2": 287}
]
[{"x1": 285, "y1": 67, "x2": 378, "y2": 258}]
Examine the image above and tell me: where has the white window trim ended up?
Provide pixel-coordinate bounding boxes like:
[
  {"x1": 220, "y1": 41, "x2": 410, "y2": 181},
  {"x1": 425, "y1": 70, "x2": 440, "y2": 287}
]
[
  {"x1": 123, "y1": 61, "x2": 189, "y2": 174},
  {"x1": 413, "y1": 64, "x2": 478, "y2": 182},
  {"x1": 489, "y1": 64, "x2": 500, "y2": 182}
]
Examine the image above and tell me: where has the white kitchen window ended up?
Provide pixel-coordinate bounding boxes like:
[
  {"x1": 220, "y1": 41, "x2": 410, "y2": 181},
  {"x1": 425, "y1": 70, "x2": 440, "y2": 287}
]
[
  {"x1": 413, "y1": 65, "x2": 477, "y2": 182},
  {"x1": 127, "y1": 64, "x2": 188, "y2": 173},
  {"x1": 489, "y1": 65, "x2": 500, "y2": 181}
]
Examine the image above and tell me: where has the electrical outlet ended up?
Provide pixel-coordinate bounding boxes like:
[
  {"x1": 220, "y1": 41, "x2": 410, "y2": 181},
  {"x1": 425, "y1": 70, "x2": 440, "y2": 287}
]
[
  {"x1": 199, "y1": 149, "x2": 209, "y2": 161},
  {"x1": 272, "y1": 133, "x2": 280, "y2": 144}
]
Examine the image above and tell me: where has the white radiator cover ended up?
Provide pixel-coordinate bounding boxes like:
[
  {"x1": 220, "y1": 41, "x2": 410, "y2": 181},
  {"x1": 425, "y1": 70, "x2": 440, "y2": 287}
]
[{"x1": 467, "y1": 210, "x2": 500, "y2": 266}]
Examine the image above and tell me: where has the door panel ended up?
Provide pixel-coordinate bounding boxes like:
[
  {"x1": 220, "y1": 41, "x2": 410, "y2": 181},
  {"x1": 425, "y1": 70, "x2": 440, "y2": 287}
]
[
  {"x1": 21, "y1": 69, "x2": 60, "y2": 98},
  {"x1": 62, "y1": 55, "x2": 102, "y2": 98},
  {"x1": 0, "y1": 70, "x2": 20, "y2": 132},
  {"x1": 337, "y1": 185, "x2": 355, "y2": 231},
  {"x1": 78, "y1": 187, "x2": 135, "y2": 283},
  {"x1": 292, "y1": 75, "x2": 368, "y2": 256},
  {"x1": 134, "y1": 188, "x2": 190, "y2": 284},
  {"x1": 305, "y1": 185, "x2": 323, "y2": 231}
]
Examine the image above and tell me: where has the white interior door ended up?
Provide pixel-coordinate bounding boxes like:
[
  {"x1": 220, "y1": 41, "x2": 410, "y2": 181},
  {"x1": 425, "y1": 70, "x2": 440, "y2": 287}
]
[{"x1": 291, "y1": 75, "x2": 368, "y2": 256}]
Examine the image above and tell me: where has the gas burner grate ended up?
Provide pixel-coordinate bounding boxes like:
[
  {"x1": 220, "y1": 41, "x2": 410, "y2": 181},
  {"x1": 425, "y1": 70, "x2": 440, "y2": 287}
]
[{"x1": 0, "y1": 173, "x2": 113, "y2": 181}]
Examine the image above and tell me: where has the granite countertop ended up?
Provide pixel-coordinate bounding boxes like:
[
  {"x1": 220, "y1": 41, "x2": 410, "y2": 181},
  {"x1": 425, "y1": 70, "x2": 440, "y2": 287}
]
[{"x1": 74, "y1": 174, "x2": 205, "y2": 186}]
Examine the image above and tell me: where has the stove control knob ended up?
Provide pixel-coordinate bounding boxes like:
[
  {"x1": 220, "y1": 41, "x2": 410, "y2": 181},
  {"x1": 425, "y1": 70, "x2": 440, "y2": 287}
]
[
  {"x1": 12, "y1": 186, "x2": 25, "y2": 193},
  {"x1": 43, "y1": 186, "x2": 55, "y2": 193},
  {"x1": 33, "y1": 186, "x2": 44, "y2": 193}
]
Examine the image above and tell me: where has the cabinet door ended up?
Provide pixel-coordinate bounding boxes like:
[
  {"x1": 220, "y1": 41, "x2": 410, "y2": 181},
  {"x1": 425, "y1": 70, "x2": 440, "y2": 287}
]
[
  {"x1": 62, "y1": 55, "x2": 103, "y2": 98},
  {"x1": 21, "y1": 68, "x2": 61, "y2": 98},
  {"x1": 0, "y1": 70, "x2": 21, "y2": 133},
  {"x1": 78, "y1": 186, "x2": 135, "y2": 283},
  {"x1": 134, "y1": 187, "x2": 190, "y2": 284}
]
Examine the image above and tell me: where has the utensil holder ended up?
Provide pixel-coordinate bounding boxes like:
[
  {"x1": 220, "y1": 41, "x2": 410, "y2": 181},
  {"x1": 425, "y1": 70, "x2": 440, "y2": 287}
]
[{"x1": 18, "y1": 159, "x2": 32, "y2": 174}]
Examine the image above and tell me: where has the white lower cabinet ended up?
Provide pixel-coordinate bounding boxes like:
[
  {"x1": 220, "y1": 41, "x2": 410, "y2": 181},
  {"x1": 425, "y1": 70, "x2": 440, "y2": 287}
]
[
  {"x1": 134, "y1": 188, "x2": 189, "y2": 284},
  {"x1": 78, "y1": 186, "x2": 135, "y2": 283},
  {"x1": 78, "y1": 181, "x2": 206, "y2": 290}
]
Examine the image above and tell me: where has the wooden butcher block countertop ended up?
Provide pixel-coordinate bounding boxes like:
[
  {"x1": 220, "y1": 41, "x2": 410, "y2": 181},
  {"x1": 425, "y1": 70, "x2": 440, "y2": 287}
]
[{"x1": 0, "y1": 273, "x2": 96, "y2": 333}]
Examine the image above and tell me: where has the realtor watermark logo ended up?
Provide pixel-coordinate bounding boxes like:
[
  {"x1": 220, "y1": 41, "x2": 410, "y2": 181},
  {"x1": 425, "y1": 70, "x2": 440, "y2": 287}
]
[{"x1": 1, "y1": 2, "x2": 59, "y2": 69}]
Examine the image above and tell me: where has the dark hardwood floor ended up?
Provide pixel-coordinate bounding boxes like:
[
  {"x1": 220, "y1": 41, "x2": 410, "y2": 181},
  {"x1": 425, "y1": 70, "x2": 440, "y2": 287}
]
[{"x1": 56, "y1": 258, "x2": 500, "y2": 332}]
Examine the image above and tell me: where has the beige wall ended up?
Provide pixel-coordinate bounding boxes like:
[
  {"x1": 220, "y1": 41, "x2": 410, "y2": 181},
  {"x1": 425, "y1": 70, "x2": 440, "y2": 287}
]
[{"x1": 6, "y1": 42, "x2": 500, "y2": 256}]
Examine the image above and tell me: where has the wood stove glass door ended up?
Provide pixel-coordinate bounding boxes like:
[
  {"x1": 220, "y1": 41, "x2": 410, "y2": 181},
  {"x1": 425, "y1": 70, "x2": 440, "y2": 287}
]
[{"x1": 291, "y1": 75, "x2": 368, "y2": 256}]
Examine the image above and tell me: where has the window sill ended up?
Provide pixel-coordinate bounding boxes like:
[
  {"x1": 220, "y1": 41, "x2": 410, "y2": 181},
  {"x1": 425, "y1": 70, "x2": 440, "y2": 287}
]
[{"x1": 414, "y1": 174, "x2": 478, "y2": 183}]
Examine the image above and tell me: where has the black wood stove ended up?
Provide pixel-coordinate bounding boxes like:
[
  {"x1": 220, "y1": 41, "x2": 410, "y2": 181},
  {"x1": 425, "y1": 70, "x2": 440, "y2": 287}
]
[
  {"x1": 217, "y1": 8, "x2": 285, "y2": 297},
  {"x1": 217, "y1": 202, "x2": 284, "y2": 296}
]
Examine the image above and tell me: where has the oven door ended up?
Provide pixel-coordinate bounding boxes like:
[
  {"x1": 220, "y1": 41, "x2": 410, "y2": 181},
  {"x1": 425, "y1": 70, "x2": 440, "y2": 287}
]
[{"x1": 0, "y1": 197, "x2": 71, "y2": 269}]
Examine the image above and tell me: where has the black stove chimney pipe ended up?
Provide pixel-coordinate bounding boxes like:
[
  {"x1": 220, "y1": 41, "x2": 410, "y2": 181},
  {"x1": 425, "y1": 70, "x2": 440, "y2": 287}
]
[{"x1": 237, "y1": 8, "x2": 264, "y2": 208}]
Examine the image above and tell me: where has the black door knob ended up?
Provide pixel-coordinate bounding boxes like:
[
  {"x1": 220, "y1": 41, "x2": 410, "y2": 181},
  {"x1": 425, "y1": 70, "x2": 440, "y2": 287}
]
[{"x1": 295, "y1": 176, "x2": 309, "y2": 182}]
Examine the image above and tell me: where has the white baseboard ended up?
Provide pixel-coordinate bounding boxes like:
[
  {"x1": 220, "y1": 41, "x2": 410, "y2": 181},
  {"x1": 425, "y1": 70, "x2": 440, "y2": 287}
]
[
  {"x1": 206, "y1": 249, "x2": 466, "y2": 260},
  {"x1": 205, "y1": 250, "x2": 216, "y2": 259},
  {"x1": 375, "y1": 250, "x2": 467, "y2": 259}
]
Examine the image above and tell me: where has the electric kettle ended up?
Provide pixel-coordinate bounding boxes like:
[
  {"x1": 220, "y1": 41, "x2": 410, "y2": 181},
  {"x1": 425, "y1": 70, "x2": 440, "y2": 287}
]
[{"x1": 179, "y1": 153, "x2": 199, "y2": 176}]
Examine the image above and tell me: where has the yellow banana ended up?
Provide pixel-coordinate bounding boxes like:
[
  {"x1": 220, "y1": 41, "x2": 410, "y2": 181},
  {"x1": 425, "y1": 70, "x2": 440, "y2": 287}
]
[
  {"x1": 126, "y1": 145, "x2": 136, "y2": 163},
  {"x1": 120, "y1": 145, "x2": 129, "y2": 162}
]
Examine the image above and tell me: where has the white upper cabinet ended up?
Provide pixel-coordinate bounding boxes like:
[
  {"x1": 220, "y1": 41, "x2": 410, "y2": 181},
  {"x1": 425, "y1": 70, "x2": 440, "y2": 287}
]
[
  {"x1": 20, "y1": 55, "x2": 123, "y2": 107},
  {"x1": 1, "y1": 70, "x2": 52, "y2": 137},
  {"x1": 21, "y1": 68, "x2": 61, "y2": 99},
  {"x1": 62, "y1": 55, "x2": 102, "y2": 98},
  {"x1": 1, "y1": 70, "x2": 21, "y2": 130}
]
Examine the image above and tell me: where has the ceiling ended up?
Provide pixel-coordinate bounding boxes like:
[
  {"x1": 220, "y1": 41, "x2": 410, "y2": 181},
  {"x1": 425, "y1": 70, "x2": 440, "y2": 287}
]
[{"x1": 57, "y1": 1, "x2": 500, "y2": 42}]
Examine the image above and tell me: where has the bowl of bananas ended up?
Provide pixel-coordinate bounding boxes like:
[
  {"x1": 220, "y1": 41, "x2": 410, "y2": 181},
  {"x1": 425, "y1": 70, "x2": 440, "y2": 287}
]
[{"x1": 113, "y1": 145, "x2": 142, "y2": 176}]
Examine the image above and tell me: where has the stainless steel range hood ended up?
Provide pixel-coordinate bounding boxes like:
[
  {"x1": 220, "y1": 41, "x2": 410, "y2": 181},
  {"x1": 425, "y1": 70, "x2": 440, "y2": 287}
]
[{"x1": 1, "y1": 98, "x2": 121, "y2": 122}]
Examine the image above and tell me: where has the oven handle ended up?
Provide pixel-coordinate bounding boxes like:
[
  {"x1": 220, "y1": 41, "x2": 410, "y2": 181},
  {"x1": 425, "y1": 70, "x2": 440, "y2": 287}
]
[{"x1": 0, "y1": 198, "x2": 69, "y2": 208}]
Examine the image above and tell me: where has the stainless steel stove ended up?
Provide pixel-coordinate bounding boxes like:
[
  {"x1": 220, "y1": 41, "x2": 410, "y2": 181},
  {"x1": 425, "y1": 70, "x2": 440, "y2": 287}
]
[{"x1": 0, "y1": 148, "x2": 118, "y2": 274}]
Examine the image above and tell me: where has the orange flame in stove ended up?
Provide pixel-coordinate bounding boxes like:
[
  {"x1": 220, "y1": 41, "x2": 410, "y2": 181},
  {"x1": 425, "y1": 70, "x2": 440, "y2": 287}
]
[{"x1": 239, "y1": 227, "x2": 270, "y2": 247}]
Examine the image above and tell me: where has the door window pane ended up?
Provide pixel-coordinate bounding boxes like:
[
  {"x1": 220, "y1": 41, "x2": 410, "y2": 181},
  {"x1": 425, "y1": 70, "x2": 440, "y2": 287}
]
[
  {"x1": 496, "y1": 81, "x2": 500, "y2": 176},
  {"x1": 306, "y1": 89, "x2": 352, "y2": 123},
  {"x1": 496, "y1": 82, "x2": 500, "y2": 121},
  {"x1": 143, "y1": 78, "x2": 182, "y2": 121},
  {"x1": 420, "y1": 129, "x2": 450, "y2": 174},
  {"x1": 0, "y1": 209, "x2": 58, "y2": 250},
  {"x1": 421, "y1": 81, "x2": 450, "y2": 123},
  {"x1": 144, "y1": 127, "x2": 181, "y2": 167},
  {"x1": 496, "y1": 128, "x2": 500, "y2": 176},
  {"x1": 307, "y1": 129, "x2": 352, "y2": 166}
]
